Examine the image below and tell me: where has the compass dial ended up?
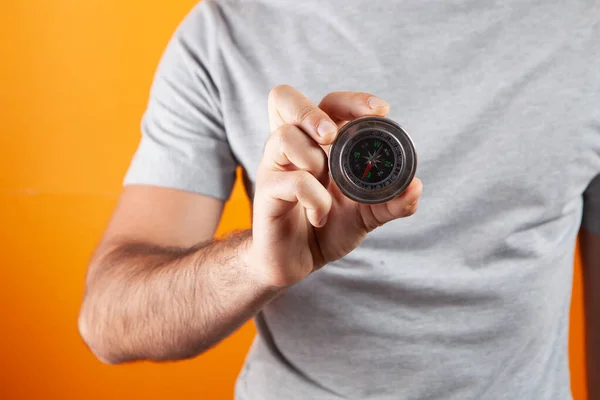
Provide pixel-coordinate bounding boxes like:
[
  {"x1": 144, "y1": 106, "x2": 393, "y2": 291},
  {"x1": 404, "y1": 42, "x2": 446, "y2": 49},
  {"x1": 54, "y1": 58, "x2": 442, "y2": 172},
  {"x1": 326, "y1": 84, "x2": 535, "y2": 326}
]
[
  {"x1": 329, "y1": 117, "x2": 417, "y2": 204},
  {"x1": 347, "y1": 136, "x2": 400, "y2": 187}
]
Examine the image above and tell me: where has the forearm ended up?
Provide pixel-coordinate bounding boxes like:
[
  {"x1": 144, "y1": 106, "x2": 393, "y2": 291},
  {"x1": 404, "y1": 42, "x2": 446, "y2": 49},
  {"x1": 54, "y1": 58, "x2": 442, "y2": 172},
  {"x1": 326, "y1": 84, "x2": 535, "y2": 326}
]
[
  {"x1": 78, "y1": 230, "x2": 281, "y2": 364},
  {"x1": 580, "y1": 228, "x2": 600, "y2": 400}
]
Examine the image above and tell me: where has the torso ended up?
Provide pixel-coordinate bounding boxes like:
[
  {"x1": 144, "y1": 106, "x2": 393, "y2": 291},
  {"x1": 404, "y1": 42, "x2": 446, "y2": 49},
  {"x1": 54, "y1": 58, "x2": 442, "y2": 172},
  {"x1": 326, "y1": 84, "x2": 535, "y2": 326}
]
[{"x1": 193, "y1": 1, "x2": 600, "y2": 398}]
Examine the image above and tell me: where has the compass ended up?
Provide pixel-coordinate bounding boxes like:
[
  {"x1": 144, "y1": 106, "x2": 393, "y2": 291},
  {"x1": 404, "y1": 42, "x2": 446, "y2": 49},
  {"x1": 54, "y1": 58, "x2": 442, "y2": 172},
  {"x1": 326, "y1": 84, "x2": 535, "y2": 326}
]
[{"x1": 328, "y1": 116, "x2": 417, "y2": 204}]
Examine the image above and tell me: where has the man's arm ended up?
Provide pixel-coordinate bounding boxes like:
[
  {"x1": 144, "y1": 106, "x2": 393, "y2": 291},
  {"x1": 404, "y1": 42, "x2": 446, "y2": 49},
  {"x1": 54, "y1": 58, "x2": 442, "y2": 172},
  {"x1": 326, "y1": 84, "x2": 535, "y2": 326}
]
[
  {"x1": 77, "y1": 185, "x2": 281, "y2": 364},
  {"x1": 78, "y1": 88, "x2": 422, "y2": 366},
  {"x1": 581, "y1": 227, "x2": 600, "y2": 399}
]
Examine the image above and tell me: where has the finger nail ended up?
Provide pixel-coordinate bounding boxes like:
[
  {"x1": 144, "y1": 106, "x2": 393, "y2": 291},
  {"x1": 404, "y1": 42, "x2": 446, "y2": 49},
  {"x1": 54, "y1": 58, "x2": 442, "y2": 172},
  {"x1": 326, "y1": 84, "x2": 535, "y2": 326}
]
[
  {"x1": 409, "y1": 199, "x2": 418, "y2": 206},
  {"x1": 317, "y1": 120, "x2": 337, "y2": 137},
  {"x1": 367, "y1": 96, "x2": 389, "y2": 109}
]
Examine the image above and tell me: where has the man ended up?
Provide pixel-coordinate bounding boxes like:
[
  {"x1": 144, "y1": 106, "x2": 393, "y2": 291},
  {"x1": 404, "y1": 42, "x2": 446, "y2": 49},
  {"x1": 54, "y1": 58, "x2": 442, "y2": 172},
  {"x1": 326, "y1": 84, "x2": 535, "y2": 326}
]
[{"x1": 78, "y1": 1, "x2": 600, "y2": 399}]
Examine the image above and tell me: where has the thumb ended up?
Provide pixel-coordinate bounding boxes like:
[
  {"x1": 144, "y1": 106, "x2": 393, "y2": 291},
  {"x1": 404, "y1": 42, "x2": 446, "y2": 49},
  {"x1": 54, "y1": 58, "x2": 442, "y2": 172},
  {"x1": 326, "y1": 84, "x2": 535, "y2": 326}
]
[{"x1": 358, "y1": 178, "x2": 423, "y2": 232}]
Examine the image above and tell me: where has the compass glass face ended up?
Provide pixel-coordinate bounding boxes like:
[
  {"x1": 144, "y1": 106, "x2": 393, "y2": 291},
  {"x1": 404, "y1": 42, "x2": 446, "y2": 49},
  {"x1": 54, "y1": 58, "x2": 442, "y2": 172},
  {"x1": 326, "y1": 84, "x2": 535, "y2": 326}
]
[
  {"x1": 348, "y1": 137, "x2": 396, "y2": 184},
  {"x1": 342, "y1": 132, "x2": 403, "y2": 191}
]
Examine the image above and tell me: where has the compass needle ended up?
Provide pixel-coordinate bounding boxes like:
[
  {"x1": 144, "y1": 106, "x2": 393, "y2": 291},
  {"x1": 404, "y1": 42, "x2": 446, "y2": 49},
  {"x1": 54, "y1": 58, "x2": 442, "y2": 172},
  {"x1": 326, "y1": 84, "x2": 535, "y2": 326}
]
[{"x1": 361, "y1": 162, "x2": 373, "y2": 180}]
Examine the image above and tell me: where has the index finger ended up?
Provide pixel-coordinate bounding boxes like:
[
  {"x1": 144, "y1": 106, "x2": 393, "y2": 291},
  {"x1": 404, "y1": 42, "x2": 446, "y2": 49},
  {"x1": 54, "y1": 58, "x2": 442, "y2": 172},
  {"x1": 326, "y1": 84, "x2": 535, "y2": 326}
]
[
  {"x1": 318, "y1": 92, "x2": 391, "y2": 126},
  {"x1": 268, "y1": 85, "x2": 339, "y2": 145}
]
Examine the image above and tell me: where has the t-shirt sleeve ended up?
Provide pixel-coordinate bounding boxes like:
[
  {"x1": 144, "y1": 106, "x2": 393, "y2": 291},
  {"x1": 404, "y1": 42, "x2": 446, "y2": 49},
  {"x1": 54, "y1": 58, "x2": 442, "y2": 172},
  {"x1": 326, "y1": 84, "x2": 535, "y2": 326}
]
[
  {"x1": 123, "y1": 2, "x2": 237, "y2": 201},
  {"x1": 582, "y1": 174, "x2": 600, "y2": 234}
]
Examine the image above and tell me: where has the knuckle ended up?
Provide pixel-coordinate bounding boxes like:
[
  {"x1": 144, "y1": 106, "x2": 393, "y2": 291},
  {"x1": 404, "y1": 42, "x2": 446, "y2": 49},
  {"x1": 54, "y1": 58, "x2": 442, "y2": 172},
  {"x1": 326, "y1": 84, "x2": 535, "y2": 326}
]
[
  {"x1": 268, "y1": 84, "x2": 289, "y2": 102},
  {"x1": 415, "y1": 181, "x2": 424, "y2": 196},
  {"x1": 295, "y1": 104, "x2": 319, "y2": 124},
  {"x1": 255, "y1": 169, "x2": 272, "y2": 189},
  {"x1": 358, "y1": 210, "x2": 377, "y2": 233},
  {"x1": 357, "y1": 92, "x2": 373, "y2": 103},
  {"x1": 350, "y1": 93, "x2": 374, "y2": 117},
  {"x1": 404, "y1": 202, "x2": 418, "y2": 216},
  {"x1": 267, "y1": 125, "x2": 294, "y2": 149},
  {"x1": 320, "y1": 91, "x2": 339, "y2": 103},
  {"x1": 275, "y1": 125, "x2": 301, "y2": 162},
  {"x1": 265, "y1": 130, "x2": 279, "y2": 146},
  {"x1": 267, "y1": 172, "x2": 289, "y2": 194},
  {"x1": 263, "y1": 132, "x2": 279, "y2": 156},
  {"x1": 292, "y1": 170, "x2": 311, "y2": 189},
  {"x1": 277, "y1": 124, "x2": 297, "y2": 144}
]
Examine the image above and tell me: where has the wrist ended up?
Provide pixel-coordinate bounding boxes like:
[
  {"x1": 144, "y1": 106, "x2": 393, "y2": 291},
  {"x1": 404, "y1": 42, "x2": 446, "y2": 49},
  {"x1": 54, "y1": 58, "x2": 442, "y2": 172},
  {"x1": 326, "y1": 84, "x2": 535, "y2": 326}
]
[
  {"x1": 237, "y1": 232, "x2": 281, "y2": 293},
  {"x1": 241, "y1": 234, "x2": 291, "y2": 292}
]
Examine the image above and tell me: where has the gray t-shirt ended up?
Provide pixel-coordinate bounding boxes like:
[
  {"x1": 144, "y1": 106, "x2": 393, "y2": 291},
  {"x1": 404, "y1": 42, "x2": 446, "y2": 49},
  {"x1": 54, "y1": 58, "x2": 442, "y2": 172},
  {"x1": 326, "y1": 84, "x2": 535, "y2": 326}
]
[{"x1": 124, "y1": 1, "x2": 600, "y2": 399}]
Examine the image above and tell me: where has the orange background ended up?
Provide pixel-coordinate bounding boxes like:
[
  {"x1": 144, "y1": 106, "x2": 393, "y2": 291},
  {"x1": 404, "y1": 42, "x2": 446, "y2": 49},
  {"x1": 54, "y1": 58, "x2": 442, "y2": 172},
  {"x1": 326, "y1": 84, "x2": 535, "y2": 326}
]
[{"x1": 0, "y1": 1, "x2": 588, "y2": 399}]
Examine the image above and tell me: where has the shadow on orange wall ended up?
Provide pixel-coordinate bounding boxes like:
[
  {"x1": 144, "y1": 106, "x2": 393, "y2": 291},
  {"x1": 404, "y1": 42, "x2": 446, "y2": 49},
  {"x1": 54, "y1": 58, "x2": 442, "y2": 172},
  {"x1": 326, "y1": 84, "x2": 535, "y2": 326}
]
[{"x1": 0, "y1": 1, "x2": 587, "y2": 399}]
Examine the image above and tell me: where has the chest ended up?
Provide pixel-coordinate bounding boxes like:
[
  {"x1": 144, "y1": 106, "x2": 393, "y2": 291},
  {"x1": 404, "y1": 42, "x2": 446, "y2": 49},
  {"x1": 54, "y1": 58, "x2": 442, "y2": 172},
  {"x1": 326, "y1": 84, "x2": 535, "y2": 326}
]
[{"x1": 216, "y1": 1, "x2": 599, "y2": 252}]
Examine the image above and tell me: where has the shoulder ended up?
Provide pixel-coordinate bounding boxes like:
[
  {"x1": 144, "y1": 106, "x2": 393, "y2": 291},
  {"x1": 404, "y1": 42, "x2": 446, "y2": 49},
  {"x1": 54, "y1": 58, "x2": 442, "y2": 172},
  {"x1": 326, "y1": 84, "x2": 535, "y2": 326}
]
[{"x1": 169, "y1": 0, "x2": 265, "y2": 70}]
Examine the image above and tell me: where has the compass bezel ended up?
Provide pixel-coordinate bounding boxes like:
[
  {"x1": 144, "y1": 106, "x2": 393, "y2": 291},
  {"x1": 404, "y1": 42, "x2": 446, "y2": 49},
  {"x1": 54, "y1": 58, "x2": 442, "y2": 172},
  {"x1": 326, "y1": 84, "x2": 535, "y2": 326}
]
[{"x1": 328, "y1": 116, "x2": 417, "y2": 204}]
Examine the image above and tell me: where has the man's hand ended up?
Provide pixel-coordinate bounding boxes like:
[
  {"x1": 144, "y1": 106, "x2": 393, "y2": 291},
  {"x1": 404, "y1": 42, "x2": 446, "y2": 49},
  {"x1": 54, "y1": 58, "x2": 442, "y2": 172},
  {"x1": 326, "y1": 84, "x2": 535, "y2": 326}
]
[{"x1": 250, "y1": 85, "x2": 423, "y2": 288}]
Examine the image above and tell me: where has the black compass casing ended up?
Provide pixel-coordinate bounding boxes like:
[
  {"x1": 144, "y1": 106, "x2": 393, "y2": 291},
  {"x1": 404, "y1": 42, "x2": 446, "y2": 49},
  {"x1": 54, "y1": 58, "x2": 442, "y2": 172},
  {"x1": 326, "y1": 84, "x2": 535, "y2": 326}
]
[{"x1": 328, "y1": 116, "x2": 417, "y2": 204}]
